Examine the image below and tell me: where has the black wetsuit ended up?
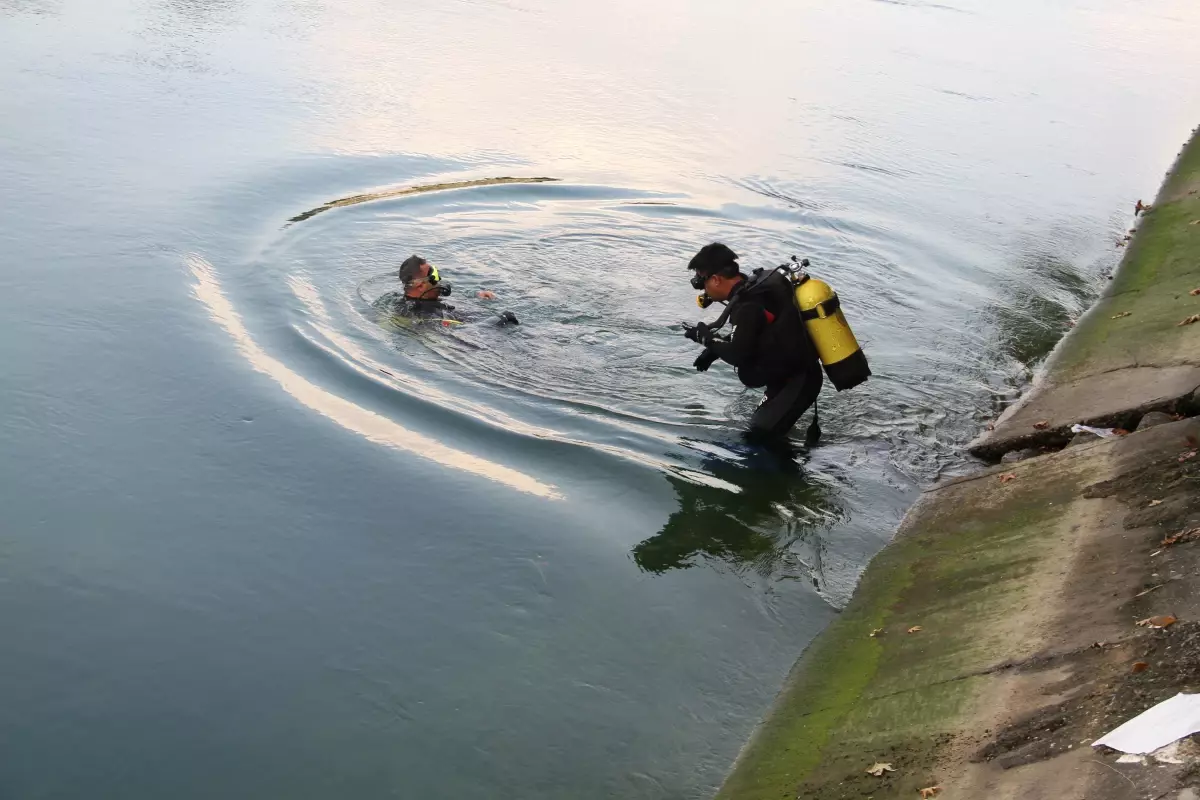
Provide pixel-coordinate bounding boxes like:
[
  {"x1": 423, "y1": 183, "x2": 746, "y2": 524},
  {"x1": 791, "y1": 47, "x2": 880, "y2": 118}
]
[
  {"x1": 374, "y1": 291, "x2": 518, "y2": 327},
  {"x1": 374, "y1": 291, "x2": 465, "y2": 324},
  {"x1": 707, "y1": 271, "x2": 824, "y2": 439}
]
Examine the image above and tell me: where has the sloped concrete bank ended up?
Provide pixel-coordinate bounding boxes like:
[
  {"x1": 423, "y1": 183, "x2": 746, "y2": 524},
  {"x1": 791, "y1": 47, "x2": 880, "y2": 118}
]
[{"x1": 717, "y1": 128, "x2": 1200, "y2": 800}]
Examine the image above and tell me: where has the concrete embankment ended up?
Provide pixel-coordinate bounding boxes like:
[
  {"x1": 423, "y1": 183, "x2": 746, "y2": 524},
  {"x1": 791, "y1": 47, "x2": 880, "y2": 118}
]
[{"x1": 717, "y1": 128, "x2": 1200, "y2": 800}]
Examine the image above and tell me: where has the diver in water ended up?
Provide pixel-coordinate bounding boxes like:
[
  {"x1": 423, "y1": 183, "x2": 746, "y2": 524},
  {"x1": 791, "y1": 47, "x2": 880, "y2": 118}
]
[
  {"x1": 374, "y1": 255, "x2": 519, "y2": 326},
  {"x1": 683, "y1": 243, "x2": 825, "y2": 442}
]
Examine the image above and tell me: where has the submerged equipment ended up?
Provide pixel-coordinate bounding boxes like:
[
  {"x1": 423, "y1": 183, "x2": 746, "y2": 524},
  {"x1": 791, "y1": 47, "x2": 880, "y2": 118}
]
[{"x1": 688, "y1": 256, "x2": 870, "y2": 392}]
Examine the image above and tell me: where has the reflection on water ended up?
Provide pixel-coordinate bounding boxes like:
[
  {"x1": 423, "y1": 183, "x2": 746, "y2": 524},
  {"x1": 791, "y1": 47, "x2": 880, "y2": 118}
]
[
  {"x1": 633, "y1": 444, "x2": 843, "y2": 581},
  {"x1": 189, "y1": 253, "x2": 563, "y2": 499},
  {"x1": 4, "y1": 0, "x2": 1200, "y2": 797}
]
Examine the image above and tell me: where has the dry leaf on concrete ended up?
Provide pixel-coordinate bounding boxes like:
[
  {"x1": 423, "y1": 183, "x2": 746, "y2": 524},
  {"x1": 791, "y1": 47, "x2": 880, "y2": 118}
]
[
  {"x1": 907, "y1": 626, "x2": 923, "y2": 634},
  {"x1": 1148, "y1": 499, "x2": 1163, "y2": 507},
  {"x1": 999, "y1": 473, "x2": 1017, "y2": 484},
  {"x1": 1162, "y1": 527, "x2": 1200, "y2": 547},
  {"x1": 1033, "y1": 420, "x2": 1049, "y2": 430},
  {"x1": 1132, "y1": 661, "x2": 1150, "y2": 674},
  {"x1": 865, "y1": 762, "x2": 895, "y2": 777},
  {"x1": 1191, "y1": 288, "x2": 1200, "y2": 296},
  {"x1": 919, "y1": 787, "x2": 943, "y2": 799},
  {"x1": 1111, "y1": 311, "x2": 1132, "y2": 319},
  {"x1": 1178, "y1": 314, "x2": 1200, "y2": 326},
  {"x1": 1136, "y1": 615, "x2": 1178, "y2": 629},
  {"x1": 870, "y1": 628, "x2": 885, "y2": 638}
]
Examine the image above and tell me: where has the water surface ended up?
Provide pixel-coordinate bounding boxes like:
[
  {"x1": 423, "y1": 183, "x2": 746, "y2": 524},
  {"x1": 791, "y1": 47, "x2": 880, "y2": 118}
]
[{"x1": 3, "y1": 0, "x2": 1199, "y2": 797}]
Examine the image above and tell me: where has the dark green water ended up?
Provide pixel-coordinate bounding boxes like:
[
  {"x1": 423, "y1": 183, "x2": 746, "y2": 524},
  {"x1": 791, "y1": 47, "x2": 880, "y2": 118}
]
[{"x1": 2, "y1": 0, "x2": 1199, "y2": 797}]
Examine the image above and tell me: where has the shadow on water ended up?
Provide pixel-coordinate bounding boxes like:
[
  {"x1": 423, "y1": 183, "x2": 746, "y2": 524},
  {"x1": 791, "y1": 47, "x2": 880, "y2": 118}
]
[{"x1": 632, "y1": 441, "x2": 845, "y2": 583}]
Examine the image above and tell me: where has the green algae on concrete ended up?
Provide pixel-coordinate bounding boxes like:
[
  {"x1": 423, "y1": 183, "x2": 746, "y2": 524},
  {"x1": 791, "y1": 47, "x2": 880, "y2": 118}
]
[{"x1": 717, "y1": 469, "x2": 1080, "y2": 800}]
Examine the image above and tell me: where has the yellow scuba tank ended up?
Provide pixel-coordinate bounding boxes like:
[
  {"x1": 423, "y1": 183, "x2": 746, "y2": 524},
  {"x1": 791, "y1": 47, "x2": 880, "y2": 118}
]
[{"x1": 793, "y1": 273, "x2": 871, "y2": 391}]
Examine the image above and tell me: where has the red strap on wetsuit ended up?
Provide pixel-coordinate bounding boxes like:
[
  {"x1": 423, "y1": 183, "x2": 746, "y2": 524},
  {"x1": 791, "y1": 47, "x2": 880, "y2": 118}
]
[{"x1": 763, "y1": 309, "x2": 776, "y2": 324}]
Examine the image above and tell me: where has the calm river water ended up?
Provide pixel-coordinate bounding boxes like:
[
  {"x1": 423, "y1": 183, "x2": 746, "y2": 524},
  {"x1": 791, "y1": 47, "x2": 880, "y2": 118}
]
[{"x1": 2, "y1": 0, "x2": 1199, "y2": 797}]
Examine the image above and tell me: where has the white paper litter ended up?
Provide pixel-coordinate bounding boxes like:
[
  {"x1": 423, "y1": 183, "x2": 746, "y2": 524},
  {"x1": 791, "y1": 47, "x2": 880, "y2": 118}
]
[
  {"x1": 1070, "y1": 424, "x2": 1119, "y2": 438},
  {"x1": 1094, "y1": 693, "x2": 1200, "y2": 754}
]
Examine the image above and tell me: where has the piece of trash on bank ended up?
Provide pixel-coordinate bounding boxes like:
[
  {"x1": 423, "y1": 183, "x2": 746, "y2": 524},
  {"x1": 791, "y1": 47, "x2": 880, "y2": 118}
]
[
  {"x1": 1094, "y1": 693, "x2": 1200, "y2": 754},
  {"x1": 907, "y1": 626, "x2": 923, "y2": 634},
  {"x1": 865, "y1": 762, "x2": 895, "y2": 776},
  {"x1": 1191, "y1": 288, "x2": 1200, "y2": 296},
  {"x1": 999, "y1": 473, "x2": 1016, "y2": 484},
  {"x1": 1111, "y1": 311, "x2": 1132, "y2": 319},
  {"x1": 1180, "y1": 450, "x2": 1198, "y2": 462},
  {"x1": 1148, "y1": 499, "x2": 1163, "y2": 507},
  {"x1": 1179, "y1": 314, "x2": 1200, "y2": 326},
  {"x1": 870, "y1": 628, "x2": 885, "y2": 638},
  {"x1": 1163, "y1": 527, "x2": 1200, "y2": 547},
  {"x1": 1070, "y1": 424, "x2": 1120, "y2": 439},
  {"x1": 919, "y1": 786, "x2": 942, "y2": 798},
  {"x1": 1136, "y1": 615, "x2": 1177, "y2": 629},
  {"x1": 1033, "y1": 420, "x2": 1049, "y2": 430}
]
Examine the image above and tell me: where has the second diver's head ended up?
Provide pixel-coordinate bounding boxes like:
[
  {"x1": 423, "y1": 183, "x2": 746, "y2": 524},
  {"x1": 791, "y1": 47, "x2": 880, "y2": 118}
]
[
  {"x1": 688, "y1": 242, "x2": 744, "y2": 302},
  {"x1": 399, "y1": 254, "x2": 443, "y2": 300}
]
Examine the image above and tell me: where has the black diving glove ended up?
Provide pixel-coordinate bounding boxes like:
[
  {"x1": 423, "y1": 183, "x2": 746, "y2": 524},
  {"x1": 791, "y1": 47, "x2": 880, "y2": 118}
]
[
  {"x1": 693, "y1": 348, "x2": 719, "y2": 372},
  {"x1": 683, "y1": 322, "x2": 713, "y2": 346}
]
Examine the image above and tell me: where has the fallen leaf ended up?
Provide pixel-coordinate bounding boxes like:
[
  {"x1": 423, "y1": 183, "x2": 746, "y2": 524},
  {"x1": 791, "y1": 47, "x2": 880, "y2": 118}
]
[
  {"x1": 1033, "y1": 420, "x2": 1049, "y2": 430},
  {"x1": 1136, "y1": 615, "x2": 1178, "y2": 629},
  {"x1": 865, "y1": 762, "x2": 895, "y2": 777},
  {"x1": 919, "y1": 787, "x2": 943, "y2": 799},
  {"x1": 1113, "y1": 428, "x2": 1131, "y2": 436},
  {"x1": 1148, "y1": 499, "x2": 1163, "y2": 507},
  {"x1": 1111, "y1": 311, "x2": 1132, "y2": 319},
  {"x1": 869, "y1": 628, "x2": 884, "y2": 638},
  {"x1": 1180, "y1": 450, "x2": 1198, "y2": 462},
  {"x1": 1132, "y1": 661, "x2": 1149, "y2": 673},
  {"x1": 1162, "y1": 527, "x2": 1200, "y2": 547},
  {"x1": 1178, "y1": 314, "x2": 1200, "y2": 326},
  {"x1": 999, "y1": 473, "x2": 1017, "y2": 484},
  {"x1": 1191, "y1": 288, "x2": 1200, "y2": 296},
  {"x1": 907, "y1": 626, "x2": 923, "y2": 634},
  {"x1": 1191, "y1": 219, "x2": 1200, "y2": 225}
]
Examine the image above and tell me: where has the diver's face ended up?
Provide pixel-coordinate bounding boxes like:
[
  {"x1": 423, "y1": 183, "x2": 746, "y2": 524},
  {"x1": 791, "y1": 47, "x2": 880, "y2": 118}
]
[
  {"x1": 704, "y1": 272, "x2": 738, "y2": 302},
  {"x1": 405, "y1": 264, "x2": 440, "y2": 298}
]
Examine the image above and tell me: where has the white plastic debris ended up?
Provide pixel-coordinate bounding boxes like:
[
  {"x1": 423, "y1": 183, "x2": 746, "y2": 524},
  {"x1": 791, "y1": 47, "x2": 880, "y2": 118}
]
[
  {"x1": 1094, "y1": 694, "x2": 1200, "y2": 755},
  {"x1": 1070, "y1": 424, "x2": 1119, "y2": 438}
]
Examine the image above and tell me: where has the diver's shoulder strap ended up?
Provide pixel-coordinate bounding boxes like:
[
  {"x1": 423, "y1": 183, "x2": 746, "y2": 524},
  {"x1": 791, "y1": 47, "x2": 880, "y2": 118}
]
[{"x1": 799, "y1": 294, "x2": 841, "y2": 321}]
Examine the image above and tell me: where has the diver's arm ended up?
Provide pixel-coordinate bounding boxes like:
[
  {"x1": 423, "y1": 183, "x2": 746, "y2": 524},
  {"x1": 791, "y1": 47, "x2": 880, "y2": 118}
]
[{"x1": 708, "y1": 303, "x2": 764, "y2": 366}]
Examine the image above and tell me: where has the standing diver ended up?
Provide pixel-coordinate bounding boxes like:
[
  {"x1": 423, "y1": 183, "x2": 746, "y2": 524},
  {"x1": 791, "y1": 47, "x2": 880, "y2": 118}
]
[
  {"x1": 682, "y1": 243, "x2": 870, "y2": 442},
  {"x1": 374, "y1": 255, "x2": 519, "y2": 326}
]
